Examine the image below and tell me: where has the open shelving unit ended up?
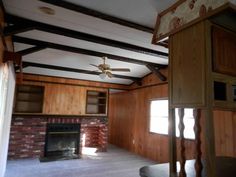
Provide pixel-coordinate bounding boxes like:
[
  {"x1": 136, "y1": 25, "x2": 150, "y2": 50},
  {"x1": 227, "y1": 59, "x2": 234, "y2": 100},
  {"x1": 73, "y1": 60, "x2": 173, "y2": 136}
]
[
  {"x1": 86, "y1": 90, "x2": 107, "y2": 115},
  {"x1": 14, "y1": 85, "x2": 44, "y2": 113}
]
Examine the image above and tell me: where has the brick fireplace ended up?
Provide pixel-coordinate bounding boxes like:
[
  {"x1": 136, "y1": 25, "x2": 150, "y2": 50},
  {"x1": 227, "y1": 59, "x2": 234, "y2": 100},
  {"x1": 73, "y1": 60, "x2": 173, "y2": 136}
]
[
  {"x1": 44, "y1": 123, "x2": 81, "y2": 160},
  {"x1": 8, "y1": 116, "x2": 108, "y2": 159}
]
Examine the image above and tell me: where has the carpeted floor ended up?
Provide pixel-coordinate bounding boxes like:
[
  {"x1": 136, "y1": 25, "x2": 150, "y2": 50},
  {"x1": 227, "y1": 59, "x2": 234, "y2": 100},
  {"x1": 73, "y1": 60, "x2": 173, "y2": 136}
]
[{"x1": 4, "y1": 145, "x2": 156, "y2": 177}]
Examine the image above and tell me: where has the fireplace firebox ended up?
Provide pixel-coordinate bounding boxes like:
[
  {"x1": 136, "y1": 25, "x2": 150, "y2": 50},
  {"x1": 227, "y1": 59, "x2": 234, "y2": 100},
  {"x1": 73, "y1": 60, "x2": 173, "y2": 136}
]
[{"x1": 43, "y1": 123, "x2": 80, "y2": 161}]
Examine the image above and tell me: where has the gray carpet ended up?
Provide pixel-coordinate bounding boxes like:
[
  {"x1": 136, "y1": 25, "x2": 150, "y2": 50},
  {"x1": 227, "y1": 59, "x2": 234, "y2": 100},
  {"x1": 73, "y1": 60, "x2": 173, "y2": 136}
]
[{"x1": 5, "y1": 145, "x2": 155, "y2": 177}]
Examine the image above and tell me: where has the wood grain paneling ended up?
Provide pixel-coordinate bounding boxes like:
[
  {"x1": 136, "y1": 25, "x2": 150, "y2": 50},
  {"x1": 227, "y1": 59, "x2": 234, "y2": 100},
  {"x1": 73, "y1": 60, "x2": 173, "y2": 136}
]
[
  {"x1": 108, "y1": 91, "x2": 135, "y2": 151},
  {"x1": 212, "y1": 26, "x2": 236, "y2": 77},
  {"x1": 214, "y1": 110, "x2": 236, "y2": 157},
  {"x1": 109, "y1": 83, "x2": 199, "y2": 162},
  {"x1": 130, "y1": 69, "x2": 168, "y2": 90},
  {"x1": 16, "y1": 74, "x2": 108, "y2": 115},
  {"x1": 109, "y1": 83, "x2": 236, "y2": 162},
  {"x1": 43, "y1": 84, "x2": 86, "y2": 115},
  {"x1": 17, "y1": 73, "x2": 129, "y2": 90},
  {"x1": 170, "y1": 21, "x2": 206, "y2": 107}
]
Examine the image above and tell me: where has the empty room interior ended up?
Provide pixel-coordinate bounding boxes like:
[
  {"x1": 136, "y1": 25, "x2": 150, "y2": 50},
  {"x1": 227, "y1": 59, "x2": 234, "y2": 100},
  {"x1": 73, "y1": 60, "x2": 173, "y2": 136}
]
[{"x1": 0, "y1": 0, "x2": 236, "y2": 177}]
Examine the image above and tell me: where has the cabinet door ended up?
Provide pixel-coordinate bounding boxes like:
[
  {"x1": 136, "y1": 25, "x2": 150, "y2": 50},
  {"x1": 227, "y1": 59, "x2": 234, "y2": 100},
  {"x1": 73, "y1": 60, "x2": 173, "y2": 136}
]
[
  {"x1": 43, "y1": 84, "x2": 86, "y2": 115},
  {"x1": 212, "y1": 26, "x2": 236, "y2": 77},
  {"x1": 169, "y1": 21, "x2": 206, "y2": 107}
]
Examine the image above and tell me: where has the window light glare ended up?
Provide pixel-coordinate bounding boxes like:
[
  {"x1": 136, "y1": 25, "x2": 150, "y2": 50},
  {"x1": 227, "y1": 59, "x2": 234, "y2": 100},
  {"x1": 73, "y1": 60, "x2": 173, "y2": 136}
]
[{"x1": 150, "y1": 100, "x2": 195, "y2": 140}]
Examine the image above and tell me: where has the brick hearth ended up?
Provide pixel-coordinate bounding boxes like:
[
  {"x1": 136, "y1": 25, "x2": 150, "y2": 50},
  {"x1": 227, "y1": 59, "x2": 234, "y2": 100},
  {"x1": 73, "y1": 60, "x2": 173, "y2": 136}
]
[{"x1": 8, "y1": 116, "x2": 108, "y2": 159}]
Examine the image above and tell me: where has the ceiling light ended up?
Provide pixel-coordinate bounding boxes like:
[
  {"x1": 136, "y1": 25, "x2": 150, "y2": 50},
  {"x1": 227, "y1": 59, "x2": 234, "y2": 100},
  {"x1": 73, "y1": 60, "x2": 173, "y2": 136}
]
[
  {"x1": 99, "y1": 73, "x2": 106, "y2": 79},
  {"x1": 38, "y1": 6, "x2": 55, "y2": 15}
]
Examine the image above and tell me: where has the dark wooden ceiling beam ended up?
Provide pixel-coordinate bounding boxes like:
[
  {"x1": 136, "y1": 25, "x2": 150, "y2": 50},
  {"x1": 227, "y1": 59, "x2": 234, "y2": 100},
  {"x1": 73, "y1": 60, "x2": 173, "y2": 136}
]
[
  {"x1": 146, "y1": 64, "x2": 167, "y2": 81},
  {"x1": 5, "y1": 14, "x2": 168, "y2": 58},
  {"x1": 13, "y1": 36, "x2": 167, "y2": 68},
  {"x1": 17, "y1": 46, "x2": 47, "y2": 56},
  {"x1": 4, "y1": 24, "x2": 35, "y2": 36},
  {"x1": 22, "y1": 61, "x2": 141, "y2": 81},
  {"x1": 39, "y1": 0, "x2": 153, "y2": 33}
]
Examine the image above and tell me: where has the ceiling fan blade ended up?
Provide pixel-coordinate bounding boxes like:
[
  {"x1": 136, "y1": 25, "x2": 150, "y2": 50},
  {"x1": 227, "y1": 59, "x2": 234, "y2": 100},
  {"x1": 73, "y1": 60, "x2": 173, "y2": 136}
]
[
  {"x1": 90, "y1": 64, "x2": 99, "y2": 68},
  {"x1": 106, "y1": 71, "x2": 113, "y2": 78},
  {"x1": 110, "y1": 68, "x2": 130, "y2": 72}
]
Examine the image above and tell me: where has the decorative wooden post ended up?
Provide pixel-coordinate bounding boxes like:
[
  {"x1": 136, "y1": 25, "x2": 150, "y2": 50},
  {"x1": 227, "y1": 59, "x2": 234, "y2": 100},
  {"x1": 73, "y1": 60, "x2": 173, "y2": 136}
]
[
  {"x1": 193, "y1": 109, "x2": 203, "y2": 177},
  {"x1": 178, "y1": 108, "x2": 186, "y2": 177},
  {"x1": 169, "y1": 108, "x2": 177, "y2": 177}
]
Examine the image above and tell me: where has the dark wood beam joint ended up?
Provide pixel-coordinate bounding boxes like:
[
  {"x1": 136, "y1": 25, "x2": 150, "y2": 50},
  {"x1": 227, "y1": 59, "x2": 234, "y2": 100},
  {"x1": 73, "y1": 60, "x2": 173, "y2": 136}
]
[
  {"x1": 146, "y1": 64, "x2": 167, "y2": 81},
  {"x1": 6, "y1": 14, "x2": 168, "y2": 58},
  {"x1": 39, "y1": 0, "x2": 153, "y2": 33}
]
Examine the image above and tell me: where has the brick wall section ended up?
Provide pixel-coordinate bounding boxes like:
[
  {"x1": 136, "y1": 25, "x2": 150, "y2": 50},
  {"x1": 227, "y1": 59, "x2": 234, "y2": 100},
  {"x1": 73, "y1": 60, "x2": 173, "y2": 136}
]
[
  {"x1": 98, "y1": 124, "x2": 108, "y2": 151},
  {"x1": 8, "y1": 117, "x2": 108, "y2": 159},
  {"x1": 81, "y1": 126, "x2": 99, "y2": 147},
  {"x1": 8, "y1": 117, "x2": 47, "y2": 159}
]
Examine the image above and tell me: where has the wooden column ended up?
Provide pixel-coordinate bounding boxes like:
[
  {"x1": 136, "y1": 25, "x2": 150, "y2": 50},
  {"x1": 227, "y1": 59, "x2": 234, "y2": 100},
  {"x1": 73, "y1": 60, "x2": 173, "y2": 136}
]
[
  {"x1": 169, "y1": 108, "x2": 177, "y2": 177},
  {"x1": 193, "y1": 109, "x2": 203, "y2": 177},
  {"x1": 204, "y1": 109, "x2": 217, "y2": 177},
  {"x1": 178, "y1": 108, "x2": 186, "y2": 177}
]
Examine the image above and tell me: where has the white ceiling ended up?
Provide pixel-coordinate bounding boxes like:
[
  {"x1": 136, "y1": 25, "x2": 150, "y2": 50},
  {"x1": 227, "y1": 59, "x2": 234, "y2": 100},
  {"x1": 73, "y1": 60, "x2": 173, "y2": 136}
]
[
  {"x1": 66, "y1": 0, "x2": 176, "y2": 28},
  {"x1": 3, "y1": 0, "x2": 176, "y2": 85}
]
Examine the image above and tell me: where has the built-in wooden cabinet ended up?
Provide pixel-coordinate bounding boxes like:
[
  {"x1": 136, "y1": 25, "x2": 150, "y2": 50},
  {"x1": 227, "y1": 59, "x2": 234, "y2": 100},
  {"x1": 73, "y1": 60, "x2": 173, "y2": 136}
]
[
  {"x1": 13, "y1": 83, "x2": 108, "y2": 116},
  {"x1": 43, "y1": 85, "x2": 86, "y2": 115},
  {"x1": 169, "y1": 21, "x2": 206, "y2": 107},
  {"x1": 43, "y1": 85, "x2": 108, "y2": 115},
  {"x1": 86, "y1": 90, "x2": 107, "y2": 115},
  {"x1": 213, "y1": 72, "x2": 236, "y2": 109},
  {"x1": 168, "y1": 7, "x2": 236, "y2": 177},
  {"x1": 14, "y1": 85, "x2": 44, "y2": 113},
  {"x1": 170, "y1": 21, "x2": 236, "y2": 110},
  {"x1": 212, "y1": 26, "x2": 236, "y2": 77},
  {"x1": 212, "y1": 26, "x2": 236, "y2": 109}
]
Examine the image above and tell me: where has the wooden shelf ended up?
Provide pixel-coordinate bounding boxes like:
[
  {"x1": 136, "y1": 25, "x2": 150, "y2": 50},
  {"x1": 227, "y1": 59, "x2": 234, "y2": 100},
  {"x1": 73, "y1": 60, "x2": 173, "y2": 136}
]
[
  {"x1": 86, "y1": 90, "x2": 107, "y2": 114},
  {"x1": 14, "y1": 85, "x2": 44, "y2": 113},
  {"x1": 86, "y1": 95, "x2": 106, "y2": 99},
  {"x1": 12, "y1": 113, "x2": 108, "y2": 118},
  {"x1": 87, "y1": 103, "x2": 106, "y2": 106}
]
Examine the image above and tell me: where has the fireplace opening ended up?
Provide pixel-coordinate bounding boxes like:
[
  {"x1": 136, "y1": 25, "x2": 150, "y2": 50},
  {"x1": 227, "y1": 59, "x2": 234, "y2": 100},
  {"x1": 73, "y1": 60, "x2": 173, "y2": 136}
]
[{"x1": 42, "y1": 123, "x2": 80, "y2": 161}]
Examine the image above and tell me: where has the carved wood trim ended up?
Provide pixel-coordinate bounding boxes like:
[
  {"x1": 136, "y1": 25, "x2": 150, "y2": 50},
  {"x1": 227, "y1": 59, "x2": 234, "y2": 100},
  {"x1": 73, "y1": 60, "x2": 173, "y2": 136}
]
[
  {"x1": 153, "y1": 2, "x2": 234, "y2": 43},
  {"x1": 178, "y1": 108, "x2": 186, "y2": 177},
  {"x1": 193, "y1": 109, "x2": 203, "y2": 177},
  {"x1": 169, "y1": 108, "x2": 177, "y2": 177}
]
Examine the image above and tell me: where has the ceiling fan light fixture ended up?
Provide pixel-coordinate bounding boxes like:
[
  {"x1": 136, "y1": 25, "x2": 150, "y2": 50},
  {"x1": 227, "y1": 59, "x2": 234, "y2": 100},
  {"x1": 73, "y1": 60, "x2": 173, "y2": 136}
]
[{"x1": 99, "y1": 73, "x2": 106, "y2": 79}]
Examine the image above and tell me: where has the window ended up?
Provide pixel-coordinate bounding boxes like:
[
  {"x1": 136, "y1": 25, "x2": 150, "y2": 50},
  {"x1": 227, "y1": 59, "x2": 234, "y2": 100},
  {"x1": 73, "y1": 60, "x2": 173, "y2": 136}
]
[
  {"x1": 150, "y1": 99, "x2": 169, "y2": 134},
  {"x1": 149, "y1": 99, "x2": 195, "y2": 139}
]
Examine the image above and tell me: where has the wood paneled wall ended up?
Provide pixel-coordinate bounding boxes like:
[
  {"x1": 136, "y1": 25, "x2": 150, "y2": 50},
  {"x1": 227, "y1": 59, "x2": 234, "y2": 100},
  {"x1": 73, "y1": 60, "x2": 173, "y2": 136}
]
[
  {"x1": 214, "y1": 110, "x2": 236, "y2": 157},
  {"x1": 109, "y1": 75, "x2": 236, "y2": 162},
  {"x1": 16, "y1": 72, "x2": 236, "y2": 162},
  {"x1": 19, "y1": 74, "x2": 129, "y2": 90},
  {"x1": 109, "y1": 83, "x2": 197, "y2": 162},
  {"x1": 16, "y1": 74, "x2": 110, "y2": 115},
  {"x1": 130, "y1": 69, "x2": 168, "y2": 89},
  {"x1": 43, "y1": 84, "x2": 86, "y2": 115}
]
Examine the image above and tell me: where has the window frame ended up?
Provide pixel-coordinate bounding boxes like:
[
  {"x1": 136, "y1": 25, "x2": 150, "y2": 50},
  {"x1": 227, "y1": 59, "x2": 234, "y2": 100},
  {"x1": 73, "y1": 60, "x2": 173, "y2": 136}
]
[
  {"x1": 148, "y1": 98, "x2": 169, "y2": 136},
  {"x1": 148, "y1": 98, "x2": 195, "y2": 140}
]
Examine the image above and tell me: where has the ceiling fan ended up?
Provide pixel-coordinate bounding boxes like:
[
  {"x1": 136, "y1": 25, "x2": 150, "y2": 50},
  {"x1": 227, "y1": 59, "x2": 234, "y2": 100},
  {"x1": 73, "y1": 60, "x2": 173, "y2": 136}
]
[{"x1": 90, "y1": 57, "x2": 131, "y2": 79}]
